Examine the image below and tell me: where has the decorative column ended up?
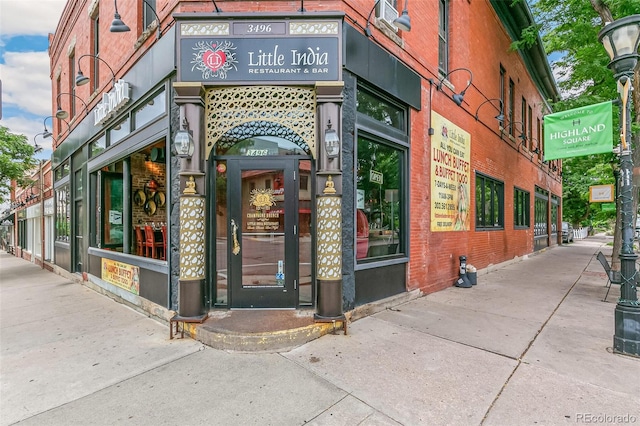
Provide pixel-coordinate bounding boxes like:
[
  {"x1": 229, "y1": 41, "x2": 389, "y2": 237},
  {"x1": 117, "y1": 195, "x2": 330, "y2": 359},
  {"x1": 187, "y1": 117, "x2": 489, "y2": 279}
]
[
  {"x1": 315, "y1": 82, "x2": 345, "y2": 323},
  {"x1": 173, "y1": 82, "x2": 207, "y2": 319}
]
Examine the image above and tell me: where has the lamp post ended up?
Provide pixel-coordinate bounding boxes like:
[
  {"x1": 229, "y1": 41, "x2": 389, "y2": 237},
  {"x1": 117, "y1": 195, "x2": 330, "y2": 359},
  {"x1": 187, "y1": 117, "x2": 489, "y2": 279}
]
[{"x1": 599, "y1": 14, "x2": 640, "y2": 356}]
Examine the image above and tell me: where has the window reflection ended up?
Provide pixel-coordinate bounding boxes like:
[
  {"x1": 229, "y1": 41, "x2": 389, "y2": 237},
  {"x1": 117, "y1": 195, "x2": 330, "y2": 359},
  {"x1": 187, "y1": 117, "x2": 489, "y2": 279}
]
[
  {"x1": 218, "y1": 136, "x2": 307, "y2": 156},
  {"x1": 356, "y1": 136, "x2": 404, "y2": 260},
  {"x1": 357, "y1": 88, "x2": 405, "y2": 131},
  {"x1": 91, "y1": 141, "x2": 167, "y2": 259},
  {"x1": 134, "y1": 90, "x2": 165, "y2": 130},
  {"x1": 110, "y1": 117, "x2": 130, "y2": 145}
]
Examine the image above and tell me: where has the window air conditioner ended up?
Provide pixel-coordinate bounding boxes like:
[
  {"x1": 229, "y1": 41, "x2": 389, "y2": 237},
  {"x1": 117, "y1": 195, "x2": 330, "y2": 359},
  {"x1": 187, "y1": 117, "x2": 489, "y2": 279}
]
[{"x1": 377, "y1": 0, "x2": 399, "y2": 32}]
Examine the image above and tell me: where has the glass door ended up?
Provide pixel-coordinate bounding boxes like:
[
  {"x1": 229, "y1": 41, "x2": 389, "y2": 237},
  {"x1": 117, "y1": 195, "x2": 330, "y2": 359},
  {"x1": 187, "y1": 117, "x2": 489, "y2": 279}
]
[{"x1": 226, "y1": 158, "x2": 297, "y2": 308}]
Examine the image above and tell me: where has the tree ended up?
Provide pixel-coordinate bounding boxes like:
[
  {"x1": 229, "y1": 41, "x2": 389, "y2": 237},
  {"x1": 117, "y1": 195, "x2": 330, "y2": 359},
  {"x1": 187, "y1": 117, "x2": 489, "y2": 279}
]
[
  {"x1": 519, "y1": 0, "x2": 640, "y2": 269},
  {"x1": 0, "y1": 126, "x2": 38, "y2": 205}
]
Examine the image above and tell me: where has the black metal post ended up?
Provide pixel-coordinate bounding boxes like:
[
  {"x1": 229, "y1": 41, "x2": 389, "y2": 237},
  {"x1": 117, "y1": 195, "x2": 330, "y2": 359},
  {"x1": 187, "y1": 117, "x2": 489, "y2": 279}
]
[{"x1": 614, "y1": 76, "x2": 640, "y2": 356}]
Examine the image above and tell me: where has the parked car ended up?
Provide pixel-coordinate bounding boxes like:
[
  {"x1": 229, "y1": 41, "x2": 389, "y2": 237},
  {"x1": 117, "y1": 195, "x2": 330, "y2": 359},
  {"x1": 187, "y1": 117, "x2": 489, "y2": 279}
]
[
  {"x1": 635, "y1": 217, "x2": 640, "y2": 240},
  {"x1": 562, "y1": 222, "x2": 574, "y2": 243}
]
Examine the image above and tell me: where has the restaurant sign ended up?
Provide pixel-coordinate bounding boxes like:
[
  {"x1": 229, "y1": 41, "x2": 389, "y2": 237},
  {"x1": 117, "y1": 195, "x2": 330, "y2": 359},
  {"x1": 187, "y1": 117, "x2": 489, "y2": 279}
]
[
  {"x1": 94, "y1": 79, "x2": 131, "y2": 126},
  {"x1": 101, "y1": 258, "x2": 140, "y2": 295},
  {"x1": 178, "y1": 19, "x2": 341, "y2": 83}
]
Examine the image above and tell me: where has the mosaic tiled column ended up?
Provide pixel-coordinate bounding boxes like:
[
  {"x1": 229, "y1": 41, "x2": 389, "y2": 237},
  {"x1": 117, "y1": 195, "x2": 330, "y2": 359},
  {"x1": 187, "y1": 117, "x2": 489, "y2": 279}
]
[
  {"x1": 315, "y1": 176, "x2": 344, "y2": 319},
  {"x1": 174, "y1": 82, "x2": 207, "y2": 319},
  {"x1": 177, "y1": 176, "x2": 206, "y2": 317},
  {"x1": 315, "y1": 83, "x2": 344, "y2": 321}
]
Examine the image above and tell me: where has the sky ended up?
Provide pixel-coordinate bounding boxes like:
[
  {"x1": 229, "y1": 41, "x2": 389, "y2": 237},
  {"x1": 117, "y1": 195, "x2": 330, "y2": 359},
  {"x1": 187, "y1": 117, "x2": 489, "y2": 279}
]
[{"x1": 0, "y1": 0, "x2": 67, "y2": 161}]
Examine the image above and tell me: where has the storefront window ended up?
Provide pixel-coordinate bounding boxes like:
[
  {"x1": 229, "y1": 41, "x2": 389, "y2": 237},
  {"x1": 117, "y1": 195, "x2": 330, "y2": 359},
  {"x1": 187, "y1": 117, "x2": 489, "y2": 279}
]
[
  {"x1": 110, "y1": 117, "x2": 130, "y2": 145},
  {"x1": 92, "y1": 142, "x2": 167, "y2": 258},
  {"x1": 90, "y1": 134, "x2": 106, "y2": 158},
  {"x1": 356, "y1": 135, "x2": 404, "y2": 261},
  {"x1": 475, "y1": 173, "x2": 504, "y2": 230},
  {"x1": 357, "y1": 87, "x2": 406, "y2": 132},
  {"x1": 134, "y1": 90, "x2": 165, "y2": 130},
  {"x1": 55, "y1": 162, "x2": 70, "y2": 181},
  {"x1": 55, "y1": 185, "x2": 70, "y2": 242},
  {"x1": 102, "y1": 171, "x2": 124, "y2": 248}
]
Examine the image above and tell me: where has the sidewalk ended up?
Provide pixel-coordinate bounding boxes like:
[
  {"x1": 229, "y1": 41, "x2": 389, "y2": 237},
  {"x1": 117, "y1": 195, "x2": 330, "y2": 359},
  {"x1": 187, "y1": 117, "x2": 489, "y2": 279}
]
[{"x1": 1, "y1": 236, "x2": 638, "y2": 425}]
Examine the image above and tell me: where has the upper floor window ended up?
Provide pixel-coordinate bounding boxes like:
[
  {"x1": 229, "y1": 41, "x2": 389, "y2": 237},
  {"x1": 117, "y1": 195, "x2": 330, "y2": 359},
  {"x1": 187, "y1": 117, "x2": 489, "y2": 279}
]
[
  {"x1": 143, "y1": 0, "x2": 157, "y2": 29},
  {"x1": 438, "y1": 0, "x2": 449, "y2": 74},
  {"x1": 91, "y1": 16, "x2": 100, "y2": 93},
  {"x1": 521, "y1": 97, "x2": 527, "y2": 144},
  {"x1": 499, "y1": 65, "x2": 505, "y2": 117},
  {"x1": 69, "y1": 50, "x2": 76, "y2": 118},
  {"x1": 508, "y1": 78, "x2": 515, "y2": 136}
]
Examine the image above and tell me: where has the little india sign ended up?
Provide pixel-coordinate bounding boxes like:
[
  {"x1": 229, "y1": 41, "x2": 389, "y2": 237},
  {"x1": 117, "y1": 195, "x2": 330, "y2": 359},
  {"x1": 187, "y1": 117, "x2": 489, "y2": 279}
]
[{"x1": 178, "y1": 18, "x2": 341, "y2": 84}]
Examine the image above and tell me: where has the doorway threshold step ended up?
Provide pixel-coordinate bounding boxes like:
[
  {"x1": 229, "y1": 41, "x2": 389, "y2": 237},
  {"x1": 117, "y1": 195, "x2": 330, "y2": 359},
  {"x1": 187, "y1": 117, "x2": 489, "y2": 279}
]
[{"x1": 183, "y1": 310, "x2": 346, "y2": 352}]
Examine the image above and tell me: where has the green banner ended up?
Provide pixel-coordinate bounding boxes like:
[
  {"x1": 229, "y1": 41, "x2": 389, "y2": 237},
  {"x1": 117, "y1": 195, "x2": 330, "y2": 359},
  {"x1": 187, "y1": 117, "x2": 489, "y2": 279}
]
[
  {"x1": 543, "y1": 101, "x2": 613, "y2": 161},
  {"x1": 601, "y1": 203, "x2": 616, "y2": 212}
]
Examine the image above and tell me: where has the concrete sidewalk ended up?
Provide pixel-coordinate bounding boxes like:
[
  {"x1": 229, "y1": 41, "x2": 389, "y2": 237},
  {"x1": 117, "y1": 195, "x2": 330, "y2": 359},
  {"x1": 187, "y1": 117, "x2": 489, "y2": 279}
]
[{"x1": 1, "y1": 237, "x2": 639, "y2": 425}]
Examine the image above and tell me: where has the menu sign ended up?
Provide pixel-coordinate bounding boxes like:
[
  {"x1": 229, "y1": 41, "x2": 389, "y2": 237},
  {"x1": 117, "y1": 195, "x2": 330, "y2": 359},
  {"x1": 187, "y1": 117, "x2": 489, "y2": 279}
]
[
  {"x1": 178, "y1": 19, "x2": 341, "y2": 83},
  {"x1": 430, "y1": 111, "x2": 471, "y2": 232}
]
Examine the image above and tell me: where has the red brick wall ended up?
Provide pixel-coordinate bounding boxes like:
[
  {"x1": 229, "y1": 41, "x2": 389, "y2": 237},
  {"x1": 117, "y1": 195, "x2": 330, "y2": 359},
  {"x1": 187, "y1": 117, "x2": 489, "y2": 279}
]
[{"x1": 49, "y1": 0, "x2": 561, "y2": 296}]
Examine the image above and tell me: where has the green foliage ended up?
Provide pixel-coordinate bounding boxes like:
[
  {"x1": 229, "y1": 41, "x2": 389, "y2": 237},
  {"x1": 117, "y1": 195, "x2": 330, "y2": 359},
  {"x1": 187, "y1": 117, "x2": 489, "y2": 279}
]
[
  {"x1": 525, "y1": 0, "x2": 640, "y2": 229},
  {"x1": 0, "y1": 126, "x2": 37, "y2": 205}
]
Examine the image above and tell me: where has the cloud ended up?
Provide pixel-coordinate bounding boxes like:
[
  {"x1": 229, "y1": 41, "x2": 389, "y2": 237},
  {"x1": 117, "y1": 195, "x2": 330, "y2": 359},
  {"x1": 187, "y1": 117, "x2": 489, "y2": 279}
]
[
  {"x1": 0, "y1": 0, "x2": 67, "y2": 37},
  {"x1": 0, "y1": 115, "x2": 53, "y2": 160},
  {"x1": 1, "y1": 51, "x2": 53, "y2": 116}
]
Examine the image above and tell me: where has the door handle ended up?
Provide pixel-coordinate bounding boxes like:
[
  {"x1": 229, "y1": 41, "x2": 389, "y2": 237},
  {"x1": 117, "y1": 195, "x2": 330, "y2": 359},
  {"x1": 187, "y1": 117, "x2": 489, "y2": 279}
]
[{"x1": 231, "y1": 219, "x2": 240, "y2": 255}]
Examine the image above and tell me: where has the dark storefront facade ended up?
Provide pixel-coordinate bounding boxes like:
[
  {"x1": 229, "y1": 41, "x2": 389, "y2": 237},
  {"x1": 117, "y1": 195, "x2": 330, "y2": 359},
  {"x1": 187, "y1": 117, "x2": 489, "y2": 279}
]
[{"x1": 45, "y1": 0, "x2": 561, "y2": 327}]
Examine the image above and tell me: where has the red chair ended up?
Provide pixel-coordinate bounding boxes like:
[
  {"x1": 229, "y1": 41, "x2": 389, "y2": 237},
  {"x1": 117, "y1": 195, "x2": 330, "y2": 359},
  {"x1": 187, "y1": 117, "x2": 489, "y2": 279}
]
[
  {"x1": 144, "y1": 225, "x2": 162, "y2": 259},
  {"x1": 160, "y1": 225, "x2": 167, "y2": 261},
  {"x1": 134, "y1": 226, "x2": 144, "y2": 256}
]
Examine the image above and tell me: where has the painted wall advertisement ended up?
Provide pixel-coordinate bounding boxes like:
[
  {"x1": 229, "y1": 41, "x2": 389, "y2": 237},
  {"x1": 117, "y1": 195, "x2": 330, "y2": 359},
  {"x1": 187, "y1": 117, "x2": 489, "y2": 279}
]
[
  {"x1": 101, "y1": 259, "x2": 140, "y2": 295},
  {"x1": 543, "y1": 101, "x2": 613, "y2": 160},
  {"x1": 431, "y1": 111, "x2": 471, "y2": 232}
]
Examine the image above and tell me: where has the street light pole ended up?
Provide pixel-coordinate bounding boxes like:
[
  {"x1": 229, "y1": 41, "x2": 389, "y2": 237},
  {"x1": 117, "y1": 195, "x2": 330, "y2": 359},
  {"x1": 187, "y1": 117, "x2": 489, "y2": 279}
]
[{"x1": 599, "y1": 15, "x2": 640, "y2": 357}]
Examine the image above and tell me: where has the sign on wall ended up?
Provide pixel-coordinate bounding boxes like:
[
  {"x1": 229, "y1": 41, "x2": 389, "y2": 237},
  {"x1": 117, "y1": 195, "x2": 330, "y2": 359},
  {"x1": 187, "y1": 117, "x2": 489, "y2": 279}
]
[
  {"x1": 430, "y1": 111, "x2": 471, "y2": 232},
  {"x1": 589, "y1": 184, "x2": 615, "y2": 202},
  {"x1": 101, "y1": 258, "x2": 140, "y2": 295},
  {"x1": 543, "y1": 101, "x2": 613, "y2": 160},
  {"x1": 178, "y1": 19, "x2": 341, "y2": 84}
]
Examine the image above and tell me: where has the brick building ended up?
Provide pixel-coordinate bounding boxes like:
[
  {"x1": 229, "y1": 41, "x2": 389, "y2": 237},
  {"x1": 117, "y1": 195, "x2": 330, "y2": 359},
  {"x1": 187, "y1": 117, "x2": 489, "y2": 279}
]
[{"x1": 45, "y1": 0, "x2": 560, "y2": 326}]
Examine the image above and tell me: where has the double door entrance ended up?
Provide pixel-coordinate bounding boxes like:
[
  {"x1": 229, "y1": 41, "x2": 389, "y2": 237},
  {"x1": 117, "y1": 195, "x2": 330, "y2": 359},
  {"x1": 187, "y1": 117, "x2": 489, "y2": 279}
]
[{"x1": 215, "y1": 157, "x2": 313, "y2": 308}]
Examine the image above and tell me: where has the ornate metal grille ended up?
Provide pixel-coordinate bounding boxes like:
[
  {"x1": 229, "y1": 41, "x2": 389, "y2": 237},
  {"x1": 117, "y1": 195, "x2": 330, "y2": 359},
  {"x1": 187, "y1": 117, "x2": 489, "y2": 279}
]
[{"x1": 205, "y1": 86, "x2": 316, "y2": 158}]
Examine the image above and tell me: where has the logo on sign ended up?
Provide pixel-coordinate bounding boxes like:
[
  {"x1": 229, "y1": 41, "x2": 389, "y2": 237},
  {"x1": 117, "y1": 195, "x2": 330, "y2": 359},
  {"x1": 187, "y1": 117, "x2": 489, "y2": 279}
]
[{"x1": 191, "y1": 40, "x2": 238, "y2": 79}]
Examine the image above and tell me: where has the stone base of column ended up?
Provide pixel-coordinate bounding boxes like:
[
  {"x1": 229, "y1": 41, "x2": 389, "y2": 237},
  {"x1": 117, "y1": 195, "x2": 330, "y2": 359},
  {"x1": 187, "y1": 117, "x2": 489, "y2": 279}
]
[
  {"x1": 613, "y1": 303, "x2": 640, "y2": 357},
  {"x1": 316, "y1": 278, "x2": 343, "y2": 319},
  {"x1": 178, "y1": 278, "x2": 206, "y2": 318}
]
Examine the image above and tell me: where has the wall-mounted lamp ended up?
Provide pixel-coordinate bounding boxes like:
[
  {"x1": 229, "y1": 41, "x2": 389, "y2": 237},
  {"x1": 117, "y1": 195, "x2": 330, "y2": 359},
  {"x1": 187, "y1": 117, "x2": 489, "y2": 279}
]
[
  {"x1": 500, "y1": 120, "x2": 525, "y2": 142},
  {"x1": 324, "y1": 119, "x2": 340, "y2": 159},
  {"x1": 211, "y1": 0, "x2": 222, "y2": 12},
  {"x1": 174, "y1": 117, "x2": 195, "y2": 159},
  {"x1": 43, "y1": 115, "x2": 71, "y2": 139},
  {"x1": 110, "y1": 0, "x2": 130, "y2": 32},
  {"x1": 529, "y1": 137, "x2": 541, "y2": 155},
  {"x1": 75, "y1": 54, "x2": 117, "y2": 87},
  {"x1": 474, "y1": 98, "x2": 504, "y2": 123},
  {"x1": 55, "y1": 92, "x2": 89, "y2": 119},
  {"x1": 364, "y1": 0, "x2": 412, "y2": 37},
  {"x1": 437, "y1": 68, "x2": 473, "y2": 106},
  {"x1": 110, "y1": 0, "x2": 162, "y2": 38},
  {"x1": 33, "y1": 132, "x2": 47, "y2": 154}
]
